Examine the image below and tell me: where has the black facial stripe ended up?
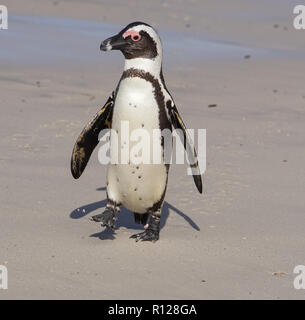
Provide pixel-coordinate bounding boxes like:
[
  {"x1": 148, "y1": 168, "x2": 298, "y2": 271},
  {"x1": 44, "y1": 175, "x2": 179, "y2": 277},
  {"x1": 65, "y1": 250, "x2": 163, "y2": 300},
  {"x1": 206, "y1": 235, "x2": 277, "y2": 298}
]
[{"x1": 140, "y1": 31, "x2": 158, "y2": 57}]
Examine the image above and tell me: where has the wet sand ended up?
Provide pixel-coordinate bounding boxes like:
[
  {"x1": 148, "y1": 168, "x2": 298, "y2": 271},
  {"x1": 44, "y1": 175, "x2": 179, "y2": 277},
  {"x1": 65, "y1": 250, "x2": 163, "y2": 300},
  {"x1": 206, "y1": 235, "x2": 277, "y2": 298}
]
[{"x1": 1, "y1": 0, "x2": 305, "y2": 299}]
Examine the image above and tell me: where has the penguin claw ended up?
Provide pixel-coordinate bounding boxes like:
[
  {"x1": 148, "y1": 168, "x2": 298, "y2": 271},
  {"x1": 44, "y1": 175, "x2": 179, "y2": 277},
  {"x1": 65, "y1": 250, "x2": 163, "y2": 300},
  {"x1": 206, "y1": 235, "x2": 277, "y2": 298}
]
[
  {"x1": 91, "y1": 209, "x2": 116, "y2": 229},
  {"x1": 130, "y1": 229, "x2": 159, "y2": 242},
  {"x1": 90, "y1": 214, "x2": 103, "y2": 222},
  {"x1": 130, "y1": 213, "x2": 160, "y2": 242}
]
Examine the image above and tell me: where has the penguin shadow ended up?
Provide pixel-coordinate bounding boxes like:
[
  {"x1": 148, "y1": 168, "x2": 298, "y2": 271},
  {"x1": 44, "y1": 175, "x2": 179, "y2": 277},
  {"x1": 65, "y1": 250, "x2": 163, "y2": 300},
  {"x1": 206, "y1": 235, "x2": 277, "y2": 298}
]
[{"x1": 69, "y1": 186, "x2": 200, "y2": 240}]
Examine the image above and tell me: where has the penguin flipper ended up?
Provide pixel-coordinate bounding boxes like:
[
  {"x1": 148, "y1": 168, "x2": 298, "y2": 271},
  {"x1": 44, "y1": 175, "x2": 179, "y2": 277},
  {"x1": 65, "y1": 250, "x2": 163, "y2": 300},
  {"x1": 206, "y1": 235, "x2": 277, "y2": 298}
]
[
  {"x1": 71, "y1": 92, "x2": 114, "y2": 179},
  {"x1": 167, "y1": 101, "x2": 203, "y2": 194}
]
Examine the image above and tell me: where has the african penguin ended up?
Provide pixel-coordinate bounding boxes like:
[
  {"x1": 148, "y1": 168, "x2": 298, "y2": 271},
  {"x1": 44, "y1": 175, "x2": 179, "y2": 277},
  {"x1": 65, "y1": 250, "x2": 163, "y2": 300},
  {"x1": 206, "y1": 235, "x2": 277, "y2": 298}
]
[{"x1": 71, "y1": 22, "x2": 202, "y2": 242}]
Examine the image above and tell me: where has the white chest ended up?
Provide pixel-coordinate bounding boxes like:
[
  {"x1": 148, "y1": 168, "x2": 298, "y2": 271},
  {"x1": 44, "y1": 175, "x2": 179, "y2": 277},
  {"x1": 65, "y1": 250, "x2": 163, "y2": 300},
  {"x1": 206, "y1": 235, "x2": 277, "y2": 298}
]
[
  {"x1": 106, "y1": 77, "x2": 167, "y2": 213},
  {"x1": 113, "y1": 77, "x2": 160, "y2": 131}
]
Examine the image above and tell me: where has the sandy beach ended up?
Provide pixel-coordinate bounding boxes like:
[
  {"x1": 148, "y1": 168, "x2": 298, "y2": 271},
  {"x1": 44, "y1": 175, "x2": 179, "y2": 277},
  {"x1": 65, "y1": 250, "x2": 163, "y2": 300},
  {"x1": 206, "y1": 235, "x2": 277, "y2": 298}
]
[{"x1": 1, "y1": 0, "x2": 305, "y2": 299}]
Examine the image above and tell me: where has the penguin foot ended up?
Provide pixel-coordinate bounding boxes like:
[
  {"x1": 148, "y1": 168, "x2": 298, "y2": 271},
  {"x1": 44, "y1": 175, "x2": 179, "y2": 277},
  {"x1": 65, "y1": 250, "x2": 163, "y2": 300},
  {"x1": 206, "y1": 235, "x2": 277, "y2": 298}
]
[
  {"x1": 91, "y1": 209, "x2": 116, "y2": 229},
  {"x1": 130, "y1": 229, "x2": 159, "y2": 242},
  {"x1": 130, "y1": 214, "x2": 160, "y2": 242}
]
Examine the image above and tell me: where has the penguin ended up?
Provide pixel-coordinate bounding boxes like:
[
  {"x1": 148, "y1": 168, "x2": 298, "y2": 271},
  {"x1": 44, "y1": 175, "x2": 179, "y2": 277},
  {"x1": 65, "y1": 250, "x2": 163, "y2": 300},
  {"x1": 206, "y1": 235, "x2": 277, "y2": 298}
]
[{"x1": 71, "y1": 22, "x2": 202, "y2": 242}]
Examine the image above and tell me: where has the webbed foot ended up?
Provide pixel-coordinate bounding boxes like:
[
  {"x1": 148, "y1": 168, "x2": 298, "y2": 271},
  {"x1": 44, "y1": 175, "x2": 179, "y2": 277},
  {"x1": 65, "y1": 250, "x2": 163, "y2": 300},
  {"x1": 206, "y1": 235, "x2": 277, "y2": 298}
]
[
  {"x1": 91, "y1": 209, "x2": 116, "y2": 229},
  {"x1": 130, "y1": 214, "x2": 160, "y2": 242}
]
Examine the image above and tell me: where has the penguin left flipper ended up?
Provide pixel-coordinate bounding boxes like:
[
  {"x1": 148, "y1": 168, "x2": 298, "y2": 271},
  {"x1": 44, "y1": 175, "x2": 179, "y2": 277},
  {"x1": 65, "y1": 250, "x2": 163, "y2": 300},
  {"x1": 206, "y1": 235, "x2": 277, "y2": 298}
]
[
  {"x1": 71, "y1": 92, "x2": 114, "y2": 179},
  {"x1": 167, "y1": 100, "x2": 203, "y2": 194}
]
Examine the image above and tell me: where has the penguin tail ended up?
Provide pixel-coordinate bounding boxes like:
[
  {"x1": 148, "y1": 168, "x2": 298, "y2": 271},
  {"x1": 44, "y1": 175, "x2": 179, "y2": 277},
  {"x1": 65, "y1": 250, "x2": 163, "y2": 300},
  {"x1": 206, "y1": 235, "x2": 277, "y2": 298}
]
[{"x1": 134, "y1": 213, "x2": 149, "y2": 225}]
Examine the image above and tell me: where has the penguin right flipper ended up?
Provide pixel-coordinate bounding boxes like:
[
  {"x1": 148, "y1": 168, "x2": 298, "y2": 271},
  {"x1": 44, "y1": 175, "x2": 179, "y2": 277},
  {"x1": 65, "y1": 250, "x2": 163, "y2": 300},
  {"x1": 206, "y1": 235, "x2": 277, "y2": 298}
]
[
  {"x1": 167, "y1": 100, "x2": 203, "y2": 194},
  {"x1": 71, "y1": 92, "x2": 114, "y2": 179}
]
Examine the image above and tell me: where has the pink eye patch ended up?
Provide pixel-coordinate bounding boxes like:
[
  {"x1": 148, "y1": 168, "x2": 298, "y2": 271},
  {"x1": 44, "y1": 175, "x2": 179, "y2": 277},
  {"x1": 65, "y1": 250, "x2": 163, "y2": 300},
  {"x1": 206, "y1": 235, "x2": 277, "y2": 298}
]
[{"x1": 122, "y1": 30, "x2": 141, "y2": 42}]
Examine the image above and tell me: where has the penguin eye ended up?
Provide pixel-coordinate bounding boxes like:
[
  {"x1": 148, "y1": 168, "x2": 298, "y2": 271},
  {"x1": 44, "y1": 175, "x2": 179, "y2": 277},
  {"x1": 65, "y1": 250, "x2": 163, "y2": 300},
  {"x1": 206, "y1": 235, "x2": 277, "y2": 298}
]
[{"x1": 131, "y1": 34, "x2": 141, "y2": 42}]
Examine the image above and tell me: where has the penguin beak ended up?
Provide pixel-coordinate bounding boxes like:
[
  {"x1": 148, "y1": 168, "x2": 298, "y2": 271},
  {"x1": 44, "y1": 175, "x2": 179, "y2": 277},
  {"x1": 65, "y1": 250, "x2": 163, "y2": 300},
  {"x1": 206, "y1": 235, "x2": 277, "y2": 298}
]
[{"x1": 100, "y1": 33, "x2": 127, "y2": 52}]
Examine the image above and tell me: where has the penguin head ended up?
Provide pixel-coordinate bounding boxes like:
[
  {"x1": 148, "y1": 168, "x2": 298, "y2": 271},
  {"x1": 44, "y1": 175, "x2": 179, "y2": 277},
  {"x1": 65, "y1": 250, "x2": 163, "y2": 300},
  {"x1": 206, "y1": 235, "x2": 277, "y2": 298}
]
[{"x1": 100, "y1": 22, "x2": 162, "y2": 60}]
